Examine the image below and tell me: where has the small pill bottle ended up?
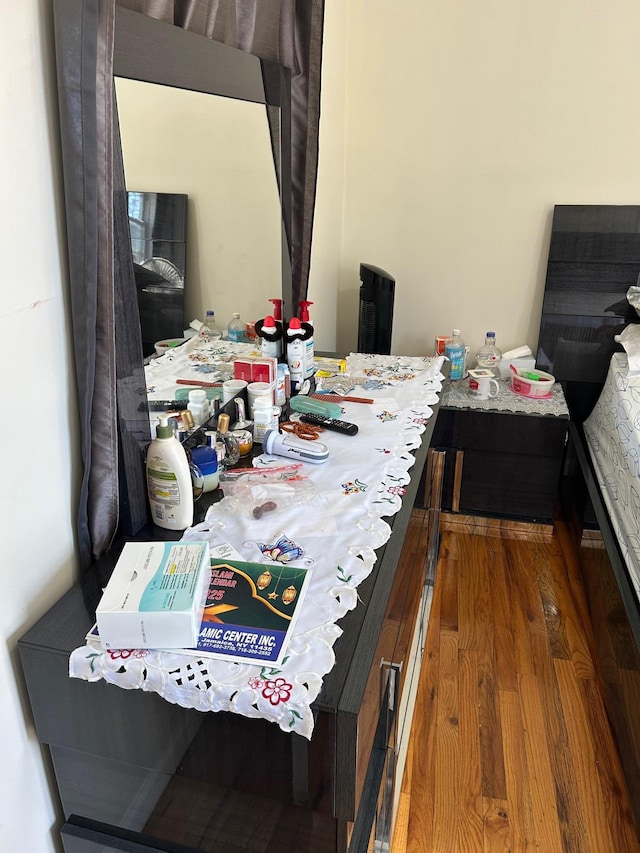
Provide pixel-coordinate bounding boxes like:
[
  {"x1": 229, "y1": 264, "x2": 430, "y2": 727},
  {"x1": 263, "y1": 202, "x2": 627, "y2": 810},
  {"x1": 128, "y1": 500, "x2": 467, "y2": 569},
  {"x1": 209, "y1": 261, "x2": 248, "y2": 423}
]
[{"x1": 253, "y1": 396, "x2": 273, "y2": 444}]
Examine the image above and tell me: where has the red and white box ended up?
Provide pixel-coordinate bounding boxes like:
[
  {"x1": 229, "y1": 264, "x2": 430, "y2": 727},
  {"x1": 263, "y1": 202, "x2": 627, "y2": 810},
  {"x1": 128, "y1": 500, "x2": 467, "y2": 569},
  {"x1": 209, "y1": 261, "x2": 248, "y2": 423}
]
[{"x1": 233, "y1": 356, "x2": 277, "y2": 385}]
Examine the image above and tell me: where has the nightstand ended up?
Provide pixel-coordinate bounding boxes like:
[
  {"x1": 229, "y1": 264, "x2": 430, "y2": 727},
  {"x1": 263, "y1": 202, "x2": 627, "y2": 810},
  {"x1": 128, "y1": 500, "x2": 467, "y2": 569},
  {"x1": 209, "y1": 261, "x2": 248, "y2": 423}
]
[{"x1": 423, "y1": 378, "x2": 570, "y2": 522}]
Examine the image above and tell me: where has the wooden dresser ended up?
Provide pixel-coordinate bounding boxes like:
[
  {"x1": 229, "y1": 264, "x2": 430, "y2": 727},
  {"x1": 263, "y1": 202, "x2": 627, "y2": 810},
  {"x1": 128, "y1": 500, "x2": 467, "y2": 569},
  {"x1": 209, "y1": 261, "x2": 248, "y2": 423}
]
[{"x1": 19, "y1": 411, "x2": 444, "y2": 853}]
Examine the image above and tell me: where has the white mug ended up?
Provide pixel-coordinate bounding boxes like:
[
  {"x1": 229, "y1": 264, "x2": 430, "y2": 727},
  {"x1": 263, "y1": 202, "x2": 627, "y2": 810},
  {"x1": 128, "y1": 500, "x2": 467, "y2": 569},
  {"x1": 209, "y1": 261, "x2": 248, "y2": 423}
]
[{"x1": 468, "y1": 369, "x2": 499, "y2": 400}]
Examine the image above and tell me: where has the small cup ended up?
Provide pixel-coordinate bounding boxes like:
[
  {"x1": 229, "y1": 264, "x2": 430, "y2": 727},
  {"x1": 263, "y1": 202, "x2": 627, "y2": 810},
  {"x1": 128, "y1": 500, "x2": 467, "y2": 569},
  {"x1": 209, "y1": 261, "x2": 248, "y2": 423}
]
[
  {"x1": 222, "y1": 379, "x2": 248, "y2": 404},
  {"x1": 231, "y1": 429, "x2": 253, "y2": 457},
  {"x1": 468, "y1": 369, "x2": 499, "y2": 400}
]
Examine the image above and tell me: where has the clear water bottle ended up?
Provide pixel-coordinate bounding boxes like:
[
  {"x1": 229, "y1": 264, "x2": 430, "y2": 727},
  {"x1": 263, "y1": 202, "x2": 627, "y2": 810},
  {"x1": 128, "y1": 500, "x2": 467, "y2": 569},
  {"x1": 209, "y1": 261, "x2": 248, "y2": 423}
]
[
  {"x1": 445, "y1": 329, "x2": 466, "y2": 381},
  {"x1": 199, "y1": 309, "x2": 222, "y2": 341},
  {"x1": 227, "y1": 312, "x2": 244, "y2": 343},
  {"x1": 475, "y1": 331, "x2": 502, "y2": 377}
]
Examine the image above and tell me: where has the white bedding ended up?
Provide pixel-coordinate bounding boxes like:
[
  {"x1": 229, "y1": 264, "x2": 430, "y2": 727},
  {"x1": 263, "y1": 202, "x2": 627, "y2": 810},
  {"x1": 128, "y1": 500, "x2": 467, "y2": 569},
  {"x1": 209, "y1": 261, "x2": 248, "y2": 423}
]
[{"x1": 584, "y1": 353, "x2": 640, "y2": 600}]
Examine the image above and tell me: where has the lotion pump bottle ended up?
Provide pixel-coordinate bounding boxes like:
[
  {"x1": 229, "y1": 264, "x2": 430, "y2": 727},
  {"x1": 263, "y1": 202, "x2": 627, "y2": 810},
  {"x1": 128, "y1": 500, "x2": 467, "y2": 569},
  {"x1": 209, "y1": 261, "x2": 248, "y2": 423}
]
[
  {"x1": 299, "y1": 300, "x2": 315, "y2": 379},
  {"x1": 259, "y1": 315, "x2": 281, "y2": 359},
  {"x1": 286, "y1": 317, "x2": 306, "y2": 392},
  {"x1": 146, "y1": 415, "x2": 194, "y2": 530}
]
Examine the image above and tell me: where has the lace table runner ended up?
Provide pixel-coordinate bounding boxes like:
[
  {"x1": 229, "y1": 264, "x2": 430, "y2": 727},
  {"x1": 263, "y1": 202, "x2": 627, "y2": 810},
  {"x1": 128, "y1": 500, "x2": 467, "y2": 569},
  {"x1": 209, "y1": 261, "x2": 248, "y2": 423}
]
[
  {"x1": 442, "y1": 377, "x2": 569, "y2": 417},
  {"x1": 69, "y1": 354, "x2": 446, "y2": 738}
]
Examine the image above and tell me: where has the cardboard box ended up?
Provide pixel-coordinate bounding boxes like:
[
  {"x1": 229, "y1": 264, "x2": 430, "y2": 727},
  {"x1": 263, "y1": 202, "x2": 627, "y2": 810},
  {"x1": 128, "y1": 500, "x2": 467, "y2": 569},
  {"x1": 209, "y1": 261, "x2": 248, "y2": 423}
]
[
  {"x1": 233, "y1": 356, "x2": 277, "y2": 384},
  {"x1": 96, "y1": 541, "x2": 211, "y2": 649}
]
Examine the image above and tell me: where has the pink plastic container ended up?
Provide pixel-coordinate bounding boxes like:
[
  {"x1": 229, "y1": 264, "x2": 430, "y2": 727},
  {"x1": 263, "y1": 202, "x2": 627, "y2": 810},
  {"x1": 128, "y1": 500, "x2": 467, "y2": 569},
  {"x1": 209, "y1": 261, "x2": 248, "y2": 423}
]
[{"x1": 510, "y1": 369, "x2": 555, "y2": 399}]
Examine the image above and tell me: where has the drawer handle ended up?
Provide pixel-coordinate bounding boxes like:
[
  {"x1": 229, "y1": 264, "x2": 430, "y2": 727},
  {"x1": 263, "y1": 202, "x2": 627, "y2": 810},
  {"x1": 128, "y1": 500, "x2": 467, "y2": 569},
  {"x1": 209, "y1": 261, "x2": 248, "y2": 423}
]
[
  {"x1": 424, "y1": 448, "x2": 445, "y2": 509},
  {"x1": 380, "y1": 660, "x2": 403, "y2": 713},
  {"x1": 452, "y1": 449, "x2": 464, "y2": 512}
]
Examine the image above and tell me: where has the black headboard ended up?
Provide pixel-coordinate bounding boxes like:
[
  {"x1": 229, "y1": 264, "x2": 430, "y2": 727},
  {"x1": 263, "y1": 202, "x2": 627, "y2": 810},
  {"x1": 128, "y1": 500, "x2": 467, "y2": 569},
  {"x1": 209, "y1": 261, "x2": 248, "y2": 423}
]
[{"x1": 537, "y1": 204, "x2": 640, "y2": 420}]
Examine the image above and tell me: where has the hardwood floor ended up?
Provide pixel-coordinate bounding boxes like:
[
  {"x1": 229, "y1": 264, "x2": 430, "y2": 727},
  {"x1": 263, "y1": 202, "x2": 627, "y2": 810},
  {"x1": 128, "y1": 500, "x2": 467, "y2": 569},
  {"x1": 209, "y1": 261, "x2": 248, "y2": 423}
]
[{"x1": 391, "y1": 515, "x2": 640, "y2": 852}]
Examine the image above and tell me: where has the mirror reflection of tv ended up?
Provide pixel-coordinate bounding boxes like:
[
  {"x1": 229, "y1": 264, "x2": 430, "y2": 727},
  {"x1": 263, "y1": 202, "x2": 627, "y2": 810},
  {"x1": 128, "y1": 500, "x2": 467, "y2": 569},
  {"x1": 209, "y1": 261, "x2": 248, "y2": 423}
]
[{"x1": 127, "y1": 191, "x2": 188, "y2": 357}]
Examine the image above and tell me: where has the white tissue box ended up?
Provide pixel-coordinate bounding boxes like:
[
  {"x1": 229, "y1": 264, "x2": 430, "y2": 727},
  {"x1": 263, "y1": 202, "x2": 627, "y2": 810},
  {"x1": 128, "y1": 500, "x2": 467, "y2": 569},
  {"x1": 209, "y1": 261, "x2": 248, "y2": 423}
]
[
  {"x1": 498, "y1": 357, "x2": 536, "y2": 381},
  {"x1": 96, "y1": 541, "x2": 211, "y2": 649}
]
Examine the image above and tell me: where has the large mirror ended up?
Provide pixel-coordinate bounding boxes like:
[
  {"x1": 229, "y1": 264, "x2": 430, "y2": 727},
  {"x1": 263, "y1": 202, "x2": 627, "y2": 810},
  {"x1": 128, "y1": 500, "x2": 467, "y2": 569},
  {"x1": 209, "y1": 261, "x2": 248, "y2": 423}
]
[
  {"x1": 115, "y1": 77, "x2": 283, "y2": 355},
  {"x1": 113, "y1": 7, "x2": 292, "y2": 356},
  {"x1": 110, "y1": 6, "x2": 293, "y2": 531}
]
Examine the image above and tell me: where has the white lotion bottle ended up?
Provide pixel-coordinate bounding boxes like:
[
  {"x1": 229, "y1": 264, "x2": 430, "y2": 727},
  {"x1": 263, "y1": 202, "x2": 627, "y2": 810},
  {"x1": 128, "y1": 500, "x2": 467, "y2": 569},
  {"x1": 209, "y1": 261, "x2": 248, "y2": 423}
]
[
  {"x1": 146, "y1": 415, "x2": 194, "y2": 530},
  {"x1": 299, "y1": 300, "x2": 315, "y2": 379},
  {"x1": 286, "y1": 317, "x2": 306, "y2": 392},
  {"x1": 260, "y1": 315, "x2": 280, "y2": 359}
]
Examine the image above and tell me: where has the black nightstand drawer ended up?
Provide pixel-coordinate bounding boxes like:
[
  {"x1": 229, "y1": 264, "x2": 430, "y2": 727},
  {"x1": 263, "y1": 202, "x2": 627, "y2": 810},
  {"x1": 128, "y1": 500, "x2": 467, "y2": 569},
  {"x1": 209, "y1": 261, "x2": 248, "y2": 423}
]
[
  {"x1": 433, "y1": 408, "x2": 568, "y2": 458},
  {"x1": 455, "y1": 449, "x2": 564, "y2": 520},
  {"x1": 425, "y1": 396, "x2": 569, "y2": 522}
]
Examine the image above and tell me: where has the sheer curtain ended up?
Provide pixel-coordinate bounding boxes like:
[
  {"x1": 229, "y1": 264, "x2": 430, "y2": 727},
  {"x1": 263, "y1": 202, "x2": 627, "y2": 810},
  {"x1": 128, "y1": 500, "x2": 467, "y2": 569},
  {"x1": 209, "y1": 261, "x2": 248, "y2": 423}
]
[{"x1": 54, "y1": 0, "x2": 324, "y2": 569}]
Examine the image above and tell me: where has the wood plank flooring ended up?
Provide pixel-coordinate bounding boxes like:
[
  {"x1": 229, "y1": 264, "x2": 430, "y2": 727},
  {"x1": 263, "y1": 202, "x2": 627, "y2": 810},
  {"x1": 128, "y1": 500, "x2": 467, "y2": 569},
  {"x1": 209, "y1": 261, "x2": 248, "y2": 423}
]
[{"x1": 392, "y1": 516, "x2": 640, "y2": 852}]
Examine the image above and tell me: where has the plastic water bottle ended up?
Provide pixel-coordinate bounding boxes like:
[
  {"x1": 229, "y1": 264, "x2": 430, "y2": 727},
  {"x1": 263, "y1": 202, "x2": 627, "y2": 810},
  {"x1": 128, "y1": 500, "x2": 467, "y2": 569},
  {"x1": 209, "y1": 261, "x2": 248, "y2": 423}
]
[
  {"x1": 445, "y1": 329, "x2": 466, "y2": 381},
  {"x1": 199, "y1": 309, "x2": 222, "y2": 341},
  {"x1": 475, "y1": 331, "x2": 502, "y2": 377},
  {"x1": 227, "y1": 312, "x2": 244, "y2": 342}
]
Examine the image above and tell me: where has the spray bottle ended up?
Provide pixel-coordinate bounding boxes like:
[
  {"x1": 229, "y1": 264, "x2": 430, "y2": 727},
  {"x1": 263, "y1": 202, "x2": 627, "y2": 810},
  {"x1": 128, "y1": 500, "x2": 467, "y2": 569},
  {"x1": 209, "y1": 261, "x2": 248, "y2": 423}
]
[
  {"x1": 286, "y1": 317, "x2": 306, "y2": 393},
  {"x1": 146, "y1": 415, "x2": 194, "y2": 530},
  {"x1": 299, "y1": 300, "x2": 315, "y2": 379}
]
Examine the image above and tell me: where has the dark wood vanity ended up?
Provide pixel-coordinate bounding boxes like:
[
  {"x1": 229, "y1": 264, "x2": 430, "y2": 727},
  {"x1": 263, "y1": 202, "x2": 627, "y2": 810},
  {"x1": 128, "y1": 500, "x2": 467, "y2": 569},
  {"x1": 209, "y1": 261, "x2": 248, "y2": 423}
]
[{"x1": 19, "y1": 406, "x2": 443, "y2": 852}]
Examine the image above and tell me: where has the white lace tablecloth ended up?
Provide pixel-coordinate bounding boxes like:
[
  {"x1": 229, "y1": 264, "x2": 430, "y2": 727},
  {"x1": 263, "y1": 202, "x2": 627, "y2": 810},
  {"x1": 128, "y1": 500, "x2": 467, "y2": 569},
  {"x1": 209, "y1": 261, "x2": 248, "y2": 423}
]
[
  {"x1": 144, "y1": 336, "x2": 259, "y2": 396},
  {"x1": 442, "y1": 378, "x2": 569, "y2": 417},
  {"x1": 69, "y1": 353, "x2": 446, "y2": 738}
]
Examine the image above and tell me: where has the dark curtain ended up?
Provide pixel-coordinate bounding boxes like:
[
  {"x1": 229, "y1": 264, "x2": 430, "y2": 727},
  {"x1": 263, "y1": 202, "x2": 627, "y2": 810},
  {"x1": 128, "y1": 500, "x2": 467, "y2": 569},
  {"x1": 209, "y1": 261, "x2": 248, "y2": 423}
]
[
  {"x1": 54, "y1": 0, "x2": 324, "y2": 569},
  {"x1": 54, "y1": 0, "x2": 119, "y2": 571}
]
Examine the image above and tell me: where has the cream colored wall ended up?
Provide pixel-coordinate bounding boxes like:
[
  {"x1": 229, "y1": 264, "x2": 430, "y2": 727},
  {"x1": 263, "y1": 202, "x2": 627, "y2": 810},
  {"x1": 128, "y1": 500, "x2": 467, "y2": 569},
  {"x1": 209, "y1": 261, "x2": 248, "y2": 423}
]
[
  {"x1": 2, "y1": 2, "x2": 79, "y2": 850},
  {"x1": 115, "y1": 78, "x2": 282, "y2": 334},
  {"x1": 326, "y1": 0, "x2": 640, "y2": 360}
]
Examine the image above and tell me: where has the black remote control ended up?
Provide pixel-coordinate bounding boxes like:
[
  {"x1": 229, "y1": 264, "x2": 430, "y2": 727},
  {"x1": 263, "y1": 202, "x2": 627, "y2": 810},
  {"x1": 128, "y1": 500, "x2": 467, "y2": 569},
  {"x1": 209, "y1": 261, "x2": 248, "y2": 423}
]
[
  {"x1": 147, "y1": 400, "x2": 189, "y2": 411},
  {"x1": 300, "y1": 413, "x2": 359, "y2": 436}
]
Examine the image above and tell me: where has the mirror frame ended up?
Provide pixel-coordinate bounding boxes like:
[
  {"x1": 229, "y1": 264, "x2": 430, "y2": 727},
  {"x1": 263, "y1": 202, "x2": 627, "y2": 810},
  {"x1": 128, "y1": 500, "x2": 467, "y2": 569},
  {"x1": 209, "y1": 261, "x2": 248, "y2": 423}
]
[{"x1": 53, "y1": 0, "x2": 294, "y2": 555}]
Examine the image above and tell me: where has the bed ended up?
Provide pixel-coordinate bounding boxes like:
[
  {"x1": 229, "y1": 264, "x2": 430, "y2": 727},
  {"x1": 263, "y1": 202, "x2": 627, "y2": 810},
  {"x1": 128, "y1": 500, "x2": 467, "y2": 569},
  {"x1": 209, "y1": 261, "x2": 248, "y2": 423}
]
[
  {"x1": 538, "y1": 205, "x2": 640, "y2": 830},
  {"x1": 583, "y1": 353, "x2": 640, "y2": 633}
]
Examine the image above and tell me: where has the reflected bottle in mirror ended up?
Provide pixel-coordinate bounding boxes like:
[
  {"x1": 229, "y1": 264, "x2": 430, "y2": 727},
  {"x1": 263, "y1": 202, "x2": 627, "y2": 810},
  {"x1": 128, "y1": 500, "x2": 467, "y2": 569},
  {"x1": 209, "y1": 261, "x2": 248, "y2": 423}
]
[{"x1": 199, "y1": 309, "x2": 222, "y2": 341}]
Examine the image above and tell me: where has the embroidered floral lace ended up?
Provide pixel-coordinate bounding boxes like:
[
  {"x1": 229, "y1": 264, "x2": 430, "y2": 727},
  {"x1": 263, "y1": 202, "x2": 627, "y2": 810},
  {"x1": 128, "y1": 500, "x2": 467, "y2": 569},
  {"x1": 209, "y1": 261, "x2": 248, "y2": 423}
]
[{"x1": 69, "y1": 348, "x2": 445, "y2": 738}]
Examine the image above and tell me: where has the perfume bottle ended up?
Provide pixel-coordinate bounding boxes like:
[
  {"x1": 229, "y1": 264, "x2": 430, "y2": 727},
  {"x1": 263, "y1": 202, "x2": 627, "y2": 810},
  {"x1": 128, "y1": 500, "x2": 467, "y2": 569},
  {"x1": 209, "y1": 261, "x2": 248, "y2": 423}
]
[
  {"x1": 232, "y1": 397, "x2": 253, "y2": 433},
  {"x1": 215, "y1": 413, "x2": 240, "y2": 468}
]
